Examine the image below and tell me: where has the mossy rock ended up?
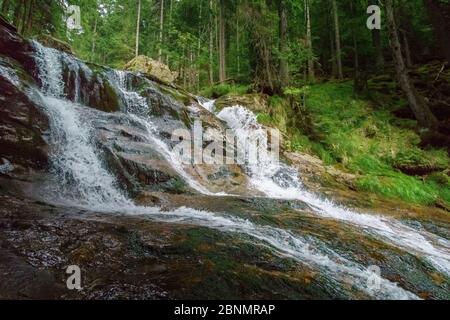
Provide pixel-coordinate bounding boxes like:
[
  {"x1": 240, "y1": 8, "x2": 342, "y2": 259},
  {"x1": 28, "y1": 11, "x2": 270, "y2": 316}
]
[
  {"x1": 35, "y1": 34, "x2": 73, "y2": 54},
  {"x1": 124, "y1": 55, "x2": 178, "y2": 84},
  {"x1": 214, "y1": 94, "x2": 269, "y2": 113}
]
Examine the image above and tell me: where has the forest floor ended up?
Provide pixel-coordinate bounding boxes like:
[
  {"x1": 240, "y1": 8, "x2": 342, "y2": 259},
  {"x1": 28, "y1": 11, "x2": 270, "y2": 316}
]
[{"x1": 201, "y1": 65, "x2": 450, "y2": 211}]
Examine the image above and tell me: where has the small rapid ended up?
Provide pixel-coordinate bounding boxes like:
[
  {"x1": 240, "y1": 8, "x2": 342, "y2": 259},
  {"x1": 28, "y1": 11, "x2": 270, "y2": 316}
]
[
  {"x1": 216, "y1": 105, "x2": 450, "y2": 276},
  {"x1": 24, "y1": 41, "x2": 450, "y2": 299}
]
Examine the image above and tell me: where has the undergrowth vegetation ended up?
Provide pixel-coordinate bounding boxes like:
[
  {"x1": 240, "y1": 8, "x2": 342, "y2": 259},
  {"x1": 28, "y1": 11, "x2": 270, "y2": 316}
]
[
  {"x1": 263, "y1": 81, "x2": 450, "y2": 206},
  {"x1": 200, "y1": 84, "x2": 249, "y2": 99}
]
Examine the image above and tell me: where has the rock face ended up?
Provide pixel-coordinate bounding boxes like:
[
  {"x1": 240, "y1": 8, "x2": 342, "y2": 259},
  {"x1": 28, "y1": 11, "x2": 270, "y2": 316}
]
[
  {"x1": 0, "y1": 56, "x2": 49, "y2": 177},
  {"x1": 124, "y1": 55, "x2": 178, "y2": 84}
]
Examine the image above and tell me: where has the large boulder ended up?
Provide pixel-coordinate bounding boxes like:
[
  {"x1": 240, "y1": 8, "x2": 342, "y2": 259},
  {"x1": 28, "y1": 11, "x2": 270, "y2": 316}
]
[{"x1": 124, "y1": 55, "x2": 178, "y2": 84}]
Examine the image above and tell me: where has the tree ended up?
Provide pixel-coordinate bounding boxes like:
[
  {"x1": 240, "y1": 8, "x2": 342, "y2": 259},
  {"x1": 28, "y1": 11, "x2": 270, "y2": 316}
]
[
  {"x1": 279, "y1": 0, "x2": 289, "y2": 86},
  {"x1": 245, "y1": 0, "x2": 280, "y2": 94},
  {"x1": 369, "y1": 0, "x2": 384, "y2": 68},
  {"x1": 424, "y1": 0, "x2": 450, "y2": 65},
  {"x1": 135, "y1": 0, "x2": 142, "y2": 57},
  {"x1": 158, "y1": 0, "x2": 164, "y2": 62},
  {"x1": 209, "y1": 0, "x2": 214, "y2": 85},
  {"x1": 1, "y1": 0, "x2": 10, "y2": 16},
  {"x1": 218, "y1": 0, "x2": 226, "y2": 82},
  {"x1": 305, "y1": 0, "x2": 314, "y2": 81},
  {"x1": 385, "y1": 0, "x2": 438, "y2": 130},
  {"x1": 331, "y1": 0, "x2": 343, "y2": 79}
]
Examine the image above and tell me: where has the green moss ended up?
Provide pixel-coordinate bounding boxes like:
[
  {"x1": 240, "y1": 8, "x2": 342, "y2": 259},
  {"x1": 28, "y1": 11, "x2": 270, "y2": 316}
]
[{"x1": 251, "y1": 81, "x2": 450, "y2": 207}]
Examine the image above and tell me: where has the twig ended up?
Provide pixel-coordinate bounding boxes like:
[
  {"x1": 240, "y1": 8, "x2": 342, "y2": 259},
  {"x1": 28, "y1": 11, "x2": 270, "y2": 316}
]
[{"x1": 434, "y1": 62, "x2": 448, "y2": 82}]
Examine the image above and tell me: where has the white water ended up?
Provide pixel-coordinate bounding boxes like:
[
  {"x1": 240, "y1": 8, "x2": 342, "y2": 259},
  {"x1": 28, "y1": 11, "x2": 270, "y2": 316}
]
[
  {"x1": 216, "y1": 105, "x2": 450, "y2": 276},
  {"x1": 28, "y1": 42, "x2": 450, "y2": 299}
]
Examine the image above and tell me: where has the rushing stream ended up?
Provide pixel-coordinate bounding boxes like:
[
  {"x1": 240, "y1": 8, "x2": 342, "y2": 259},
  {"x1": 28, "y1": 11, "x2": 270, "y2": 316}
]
[{"x1": 7, "y1": 40, "x2": 448, "y2": 299}]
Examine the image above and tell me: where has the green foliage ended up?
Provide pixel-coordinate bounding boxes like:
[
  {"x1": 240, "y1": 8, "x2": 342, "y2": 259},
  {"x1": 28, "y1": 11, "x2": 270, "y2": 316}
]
[
  {"x1": 262, "y1": 81, "x2": 450, "y2": 206},
  {"x1": 199, "y1": 84, "x2": 249, "y2": 98}
]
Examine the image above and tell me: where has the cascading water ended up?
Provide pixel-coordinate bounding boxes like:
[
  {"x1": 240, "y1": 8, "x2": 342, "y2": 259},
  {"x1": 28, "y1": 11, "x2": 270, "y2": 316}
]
[
  {"x1": 26, "y1": 41, "x2": 450, "y2": 299},
  {"x1": 216, "y1": 105, "x2": 450, "y2": 276}
]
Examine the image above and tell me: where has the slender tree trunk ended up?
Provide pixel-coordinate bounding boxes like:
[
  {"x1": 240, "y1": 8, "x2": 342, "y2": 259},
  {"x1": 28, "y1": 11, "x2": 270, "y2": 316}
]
[
  {"x1": 196, "y1": 2, "x2": 202, "y2": 91},
  {"x1": 331, "y1": 0, "x2": 343, "y2": 79},
  {"x1": 166, "y1": 0, "x2": 173, "y2": 66},
  {"x1": 218, "y1": 0, "x2": 226, "y2": 82},
  {"x1": 329, "y1": 19, "x2": 337, "y2": 77},
  {"x1": 13, "y1": 0, "x2": 23, "y2": 29},
  {"x1": 385, "y1": 0, "x2": 438, "y2": 130},
  {"x1": 91, "y1": 15, "x2": 98, "y2": 62},
  {"x1": 305, "y1": 0, "x2": 314, "y2": 82},
  {"x1": 135, "y1": 0, "x2": 141, "y2": 58},
  {"x1": 401, "y1": 30, "x2": 413, "y2": 68},
  {"x1": 236, "y1": 2, "x2": 240, "y2": 77},
  {"x1": 279, "y1": 0, "x2": 289, "y2": 86},
  {"x1": 424, "y1": 0, "x2": 450, "y2": 65},
  {"x1": 369, "y1": 0, "x2": 384, "y2": 68},
  {"x1": 1, "y1": 0, "x2": 10, "y2": 16},
  {"x1": 209, "y1": 0, "x2": 214, "y2": 85},
  {"x1": 19, "y1": 0, "x2": 29, "y2": 34},
  {"x1": 158, "y1": 0, "x2": 164, "y2": 62},
  {"x1": 24, "y1": 0, "x2": 34, "y2": 35}
]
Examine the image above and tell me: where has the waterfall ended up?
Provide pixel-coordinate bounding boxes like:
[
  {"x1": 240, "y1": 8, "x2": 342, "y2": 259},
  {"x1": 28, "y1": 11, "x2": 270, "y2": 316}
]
[
  {"x1": 33, "y1": 41, "x2": 65, "y2": 98},
  {"x1": 26, "y1": 42, "x2": 450, "y2": 299},
  {"x1": 215, "y1": 104, "x2": 450, "y2": 276}
]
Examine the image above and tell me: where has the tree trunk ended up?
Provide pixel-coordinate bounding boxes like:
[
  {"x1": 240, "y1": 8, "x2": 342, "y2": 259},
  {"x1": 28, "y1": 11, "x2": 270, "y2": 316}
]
[
  {"x1": 236, "y1": 2, "x2": 240, "y2": 77},
  {"x1": 166, "y1": 0, "x2": 173, "y2": 65},
  {"x1": 19, "y1": 0, "x2": 28, "y2": 34},
  {"x1": 158, "y1": 0, "x2": 164, "y2": 62},
  {"x1": 279, "y1": 0, "x2": 289, "y2": 86},
  {"x1": 218, "y1": 0, "x2": 226, "y2": 83},
  {"x1": 135, "y1": 0, "x2": 141, "y2": 58},
  {"x1": 13, "y1": 0, "x2": 23, "y2": 29},
  {"x1": 424, "y1": 0, "x2": 450, "y2": 65},
  {"x1": 24, "y1": 0, "x2": 34, "y2": 36},
  {"x1": 1, "y1": 0, "x2": 10, "y2": 16},
  {"x1": 197, "y1": 2, "x2": 202, "y2": 91},
  {"x1": 401, "y1": 29, "x2": 413, "y2": 68},
  {"x1": 369, "y1": 0, "x2": 384, "y2": 68},
  {"x1": 209, "y1": 0, "x2": 214, "y2": 85},
  {"x1": 385, "y1": 0, "x2": 438, "y2": 130},
  {"x1": 331, "y1": 0, "x2": 343, "y2": 79},
  {"x1": 329, "y1": 19, "x2": 337, "y2": 77},
  {"x1": 91, "y1": 15, "x2": 98, "y2": 62},
  {"x1": 305, "y1": 0, "x2": 314, "y2": 82}
]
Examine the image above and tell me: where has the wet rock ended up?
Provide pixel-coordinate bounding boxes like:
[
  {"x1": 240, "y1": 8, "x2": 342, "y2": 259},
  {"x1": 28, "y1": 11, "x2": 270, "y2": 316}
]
[
  {"x1": 0, "y1": 57, "x2": 49, "y2": 175},
  {"x1": 0, "y1": 16, "x2": 38, "y2": 79},
  {"x1": 94, "y1": 121, "x2": 189, "y2": 195}
]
